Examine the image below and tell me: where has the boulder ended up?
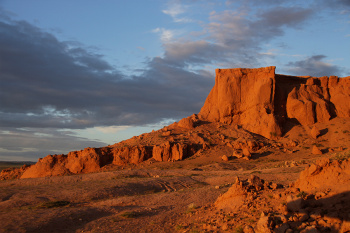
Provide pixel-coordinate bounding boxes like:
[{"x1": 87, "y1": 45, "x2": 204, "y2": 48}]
[
  {"x1": 311, "y1": 146, "x2": 323, "y2": 155},
  {"x1": 178, "y1": 116, "x2": 196, "y2": 129},
  {"x1": 221, "y1": 155, "x2": 229, "y2": 161},
  {"x1": 311, "y1": 126, "x2": 321, "y2": 139},
  {"x1": 215, "y1": 177, "x2": 248, "y2": 211}
]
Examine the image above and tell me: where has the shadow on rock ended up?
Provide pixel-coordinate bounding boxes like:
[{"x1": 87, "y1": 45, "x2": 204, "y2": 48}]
[{"x1": 285, "y1": 191, "x2": 350, "y2": 232}]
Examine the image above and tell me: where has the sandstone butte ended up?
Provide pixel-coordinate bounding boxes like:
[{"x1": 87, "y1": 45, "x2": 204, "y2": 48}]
[{"x1": 1, "y1": 66, "x2": 349, "y2": 179}]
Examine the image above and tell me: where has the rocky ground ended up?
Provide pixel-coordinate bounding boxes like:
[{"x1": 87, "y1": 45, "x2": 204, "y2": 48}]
[{"x1": 1, "y1": 117, "x2": 350, "y2": 233}]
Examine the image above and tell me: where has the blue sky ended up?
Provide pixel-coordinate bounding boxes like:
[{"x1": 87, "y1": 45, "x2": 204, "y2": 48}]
[{"x1": 0, "y1": 0, "x2": 349, "y2": 161}]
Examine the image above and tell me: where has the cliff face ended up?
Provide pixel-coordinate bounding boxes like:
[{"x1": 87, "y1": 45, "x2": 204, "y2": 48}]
[
  {"x1": 198, "y1": 67, "x2": 280, "y2": 138},
  {"x1": 286, "y1": 76, "x2": 350, "y2": 125},
  {"x1": 198, "y1": 66, "x2": 350, "y2": 138}
]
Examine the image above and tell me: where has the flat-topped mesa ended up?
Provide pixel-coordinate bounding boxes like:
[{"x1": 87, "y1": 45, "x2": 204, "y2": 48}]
[
  {"x1": 198, "y1": 66, "x2": 350, "y2": 138},
  {"x1": 198, "y1": 66, "x2": 281, "y2": 139}
]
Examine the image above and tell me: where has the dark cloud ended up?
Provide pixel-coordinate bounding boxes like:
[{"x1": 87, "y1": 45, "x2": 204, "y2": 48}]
[
  {"x1": 324, "y1": 0, "x2": 350, "y2": 7},
  {"x1": 256, "y1": 7, "x2": 313, "y2": 29},
  {"x1": 0, "y1": 128, "x2": 107, "y2": 161},
  {"x1": 0, "y1": 17, "x2": 213, "y2": 131},
  {"x1": 286, "y1": 55, "x2": 343, "y2": 77},
  {"x1": 338, "y1": 0, "x2": 350, "y2": 6}
]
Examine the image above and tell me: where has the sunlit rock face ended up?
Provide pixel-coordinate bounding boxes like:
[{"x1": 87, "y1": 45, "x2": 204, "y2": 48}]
[{"x1": 199, "y1": 66, "x2": 350, "y2": 138}]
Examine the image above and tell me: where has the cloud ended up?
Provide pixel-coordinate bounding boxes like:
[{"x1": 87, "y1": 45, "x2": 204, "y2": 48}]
[
  {"x1": 162, "y1": 1, "x2": 191, "y2": 23},
  {"x1": 157, "y1": 5, "x2": 315, "y2": 68},
  {"x1": 286, "y1": 55, "x2": 343, "y2": 77},
  {"x1": 152, "y1": 27, "x2": 176, "y2": 42},
  {"x1": 0, "y1": 16, "x2": 213, "y2": 132},
  {"x1": 0, "y1": 128, "x2": 106, "y2": 161}
]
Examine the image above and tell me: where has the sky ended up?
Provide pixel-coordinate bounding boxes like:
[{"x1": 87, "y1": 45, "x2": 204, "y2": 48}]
[{"x1": 0, "y1": 0, "x2": 349, "y2": 161}]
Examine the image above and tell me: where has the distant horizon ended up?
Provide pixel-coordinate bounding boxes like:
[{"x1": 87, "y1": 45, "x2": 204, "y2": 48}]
[{"x1": 1, "y1": 0, "x2": 349, "y2": 161}]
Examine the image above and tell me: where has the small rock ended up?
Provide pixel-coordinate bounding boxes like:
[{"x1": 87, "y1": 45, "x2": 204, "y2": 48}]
[
  {"x1": 221, "y1": 223, "x2": 228, "y2": 231},
  {"x1": 278, "y1": 204, "x2": 288, "y2": 215},
  {"x1": 162, "y1": 131, "x2": 171, "y2": 136},
  {"x1": 315, "y1": 192, "x2": 326, "y2": 200},
  {"x1": 311, "y1": 145, "x2": 323, "y2": 155},
  {"x1": 222, "y1": 155, "x2": 229, "y2": 161},
  {"x1": 248, "y1": 175, "x2": 264, "y2": 191},
  {"x1": 270, "y1": 183, "x2": 278, "y2": 190},
  {"x1": 278, "y1": 215, "x2": 288, "y2": 223},
  {"x1": 243, "y1": 148, "x2": 251, "y2": 156},
  {"x1": 232, "y1": 150, "x2": 243, "y2": 158},
  {"x1": 178, "y1": 116, "x2": 195, "y2": 129},
  {"x1": 255, "y1": 214, "x2": 274, "y2": 233},
  {"x1": 311, "y1": 126, "x2": 321, "y2": 139},
  {"x1": 299, "y1": 213, "x2": 309, "y2": 222}
]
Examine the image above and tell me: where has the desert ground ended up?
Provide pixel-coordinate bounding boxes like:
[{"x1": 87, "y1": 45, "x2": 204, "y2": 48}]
[{"x1": 1, "y1": 117, "x2": 350, "y2": 233}]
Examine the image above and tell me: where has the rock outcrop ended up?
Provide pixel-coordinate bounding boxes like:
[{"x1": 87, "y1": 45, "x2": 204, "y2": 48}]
[
  {"x1": 9, "y1": 142, "x2": 199, "y2": 179},
  {"x1": 152, "y1": 142, "x2": 192, "y2": 162},
  {"x1": 294, "y1": 157, "x2": 350, "y2": 193},
  {"x1": 199, "y1": 66, "x2": 350, "y2": 138},
  {"x1": 198, "y1": 67, "x2": 281, "y2": 139},
  {"x1": 21, "y1": 147, "x2": 114, "y2": 178},
  {"x1": 112, "y1": 146, "x2": 153, "y2": 165}
]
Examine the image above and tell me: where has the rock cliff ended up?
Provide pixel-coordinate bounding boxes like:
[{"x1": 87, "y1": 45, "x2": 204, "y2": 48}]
[
  {"x1": 198, "y1": 66, "x2": 350, "y2": 138},
  {"x1": 198, "y1": 67, "x2": 281, "y2": 138}
]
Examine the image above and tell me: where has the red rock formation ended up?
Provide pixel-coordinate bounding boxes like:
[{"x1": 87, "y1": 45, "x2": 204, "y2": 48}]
[
  {"x1": 198, "y1": 66, "x2": 282, "y2": 139},
  {"x1": 112, "y1": 146, "x2": 152, "y2": 165},
  {"x1": 199, "y1": 66, "x2": 350, "y2": 136},
  {"x1": 13, "y1": 142, "x2": 198, "y2": 178},
  {"x1": 0, "y1": 165, "x2": 30, "y2": 180},
  {"x1": 152, "y1": 142, "x2": 190, "y2": 162},
  {"x1": 294, "y1": 157, "x2": 350, "y2": 193},
  {"x1": 286, "y1": 76, "x2": 350, "y2": 125}
]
